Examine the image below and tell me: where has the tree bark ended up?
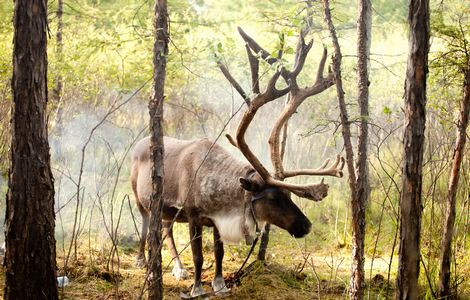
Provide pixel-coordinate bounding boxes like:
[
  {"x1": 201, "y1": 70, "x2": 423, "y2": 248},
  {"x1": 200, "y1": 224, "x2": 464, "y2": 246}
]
[
  {"x1": 147, "y1": 0, "x2": 168, "y2": 299},
  {"x1": 5, "y1": 0, "x2": 58, "y2": 299},
  {"x1": 324, "y1": 4, "x2": 371, "y2": 298},
  {"x1": 437, "y1": 63, "x2": 470, "y2": 299},
  {"x1": 396, "y1": 0, "x2": 430, "y2": 299},
  {"x1": 257, "y1": 223, "x2": 270, "y2": 260},
  {"x1": 52, "y1": 0, "x2": 63, "y2": 104},
  {"x1": 350, "y1": 0, "x2": 372, "y2": 299},
  {"x1": 53, "y1": 0, "x2": 64, "y2": 158}
]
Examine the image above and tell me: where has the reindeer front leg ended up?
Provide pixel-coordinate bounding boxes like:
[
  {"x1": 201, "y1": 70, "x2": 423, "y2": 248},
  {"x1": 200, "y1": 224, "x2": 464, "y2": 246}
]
[
  {"x1": 189, "y1": 220, "x2": 205, "y2": 297},
  {"x1": 212, "y1": 227, "x2": 229, "y2": 294}
]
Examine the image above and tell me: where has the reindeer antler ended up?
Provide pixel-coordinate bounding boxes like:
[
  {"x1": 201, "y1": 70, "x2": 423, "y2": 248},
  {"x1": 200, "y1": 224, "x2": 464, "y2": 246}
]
[
  {"x1": 219, "y1": 27, "x2": 342, "y2": 201},
  {"x1": 267, "y1": 48, "x2": 340, "y2": 181}
]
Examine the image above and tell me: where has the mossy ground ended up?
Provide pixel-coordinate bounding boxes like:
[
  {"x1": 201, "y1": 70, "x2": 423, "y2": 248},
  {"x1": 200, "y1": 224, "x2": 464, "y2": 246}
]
[
  {"x1": 0, "y1": 212, "x2": 470, "y2": 299},
  {"x1": 0, "y1": 225, "x2": 398, "y2": 299},
  {"x1": 0, "y1": 222, "x2": 468, "y2": 299}
]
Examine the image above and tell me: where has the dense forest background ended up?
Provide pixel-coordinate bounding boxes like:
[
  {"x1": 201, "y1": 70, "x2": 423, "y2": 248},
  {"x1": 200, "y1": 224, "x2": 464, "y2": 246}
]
[{"x1": 0, "y1": 0, "x2": 469, "y2": 298}]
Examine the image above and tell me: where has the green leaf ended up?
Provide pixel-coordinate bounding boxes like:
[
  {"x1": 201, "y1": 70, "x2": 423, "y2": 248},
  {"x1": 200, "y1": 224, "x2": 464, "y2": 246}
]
[{"x1": 382, "y1": 106, "x2": 392, "y2": 115}]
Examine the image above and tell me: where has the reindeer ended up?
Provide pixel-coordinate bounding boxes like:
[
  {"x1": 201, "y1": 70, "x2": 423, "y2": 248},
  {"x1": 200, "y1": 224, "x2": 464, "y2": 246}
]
[{"x1": 131, "y1": 28, "x2": 343, "y2": 297}]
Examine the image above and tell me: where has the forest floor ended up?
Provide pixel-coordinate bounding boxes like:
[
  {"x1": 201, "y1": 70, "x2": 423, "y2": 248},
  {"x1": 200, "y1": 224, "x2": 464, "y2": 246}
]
[
  {"x1": 0, "y1": 227, "x2": 467, "y2": 299},
  {"x1": 54, "y1": 248, "x2": 395, "y2": 300},
  {"x1": 0, "y1": 229, "x2": 398, "y2": 299}
]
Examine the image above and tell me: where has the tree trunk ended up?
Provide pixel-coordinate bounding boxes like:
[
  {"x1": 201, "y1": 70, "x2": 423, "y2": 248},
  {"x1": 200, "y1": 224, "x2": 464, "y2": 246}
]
[
  {"x1": 147, "y1": 0, "x2": 168, "y2": 299},
  {"x1": 53, "y1": 0, "x2": 64, "y2": 159},
  {"x1": 350, "y1": 0, "x2": 372, "y2": 299},
  {"x1": 5, "y1": 1, "x2": 58, "y2": 299},
  {"x1": 323, "y1": 0, "x2": 357, "y2": 197},
  {"x1": 257, "y1": 223, "x2": 270, "y2": 260},
  {"x1": 437, "y1": 63, "x2": 470, "y2": 299},
  {"x1": 53, "y1": 0, "x2": 63, "y2": 105},
  {"x1": 396, "y1": 0, "x2": 430, "y2": 299},
  {"x1": 324, "y1": 4, "x2": 372, "y2": 298}
]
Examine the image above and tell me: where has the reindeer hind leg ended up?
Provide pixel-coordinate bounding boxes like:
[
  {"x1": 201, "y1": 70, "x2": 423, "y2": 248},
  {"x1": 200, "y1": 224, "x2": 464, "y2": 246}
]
[
  {"x1": 163, "y1": 221, "x2": 189, "y2": 280},
  {"x1": 135, "y1": 201, "x2": 149, "y2": 268}
]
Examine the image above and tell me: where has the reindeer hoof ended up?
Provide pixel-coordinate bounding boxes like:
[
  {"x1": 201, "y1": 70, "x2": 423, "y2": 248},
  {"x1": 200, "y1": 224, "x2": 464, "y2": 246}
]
[
  {"x1": 212, "y1": 275, "x2": 229, "y2": 294},
  {"x1": 135, "y1": 256, "x2": 147, "y2": 268},
  {"x1": 191, "y1": 283, "x2": 207, "y2": 299},
  {"x1": 172, "y1": 264, "x2": 189, "y2": 280}
]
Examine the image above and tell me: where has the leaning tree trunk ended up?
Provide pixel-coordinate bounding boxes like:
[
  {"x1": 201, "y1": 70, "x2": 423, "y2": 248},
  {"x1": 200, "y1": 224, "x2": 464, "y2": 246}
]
[
  {"x1": 438, "y1": 63, "x2": 470, "y2": 299},
  {"x1": 147, "y1": 0, "x2": 168, "y2": 299},
  {"x1": 350, "y1": 0, "x2": 372, "y2": 299},
  {"x1": 5, "y1": 0, "x2": 58, "y2": 299},
  {"x1": 396, "y1": 0, "x2": 430, "y2": 299},
  {"x1": 324, "y1": 1, "x2": 371, "y2": 298},
  {"x1": 323, "y1": 0, "x2": 357, "y2": 201}
]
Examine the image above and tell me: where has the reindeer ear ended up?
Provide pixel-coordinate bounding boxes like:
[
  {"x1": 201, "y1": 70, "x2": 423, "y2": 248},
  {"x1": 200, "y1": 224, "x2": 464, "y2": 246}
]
[{"x1": 239, "y1": 177, "x2": 262, "y2": 192}]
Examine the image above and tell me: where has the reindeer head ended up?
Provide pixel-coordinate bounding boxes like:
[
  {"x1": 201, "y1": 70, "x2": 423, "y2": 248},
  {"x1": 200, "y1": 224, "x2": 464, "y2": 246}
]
[{"x1": 239, "y1": 173, "x2": 312, "y2": 238}]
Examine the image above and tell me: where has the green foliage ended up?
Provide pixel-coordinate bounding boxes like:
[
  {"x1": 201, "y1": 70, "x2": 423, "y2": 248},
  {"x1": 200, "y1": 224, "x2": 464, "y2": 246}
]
[
  {"x1": 0, "y1": 0, "x2": 469, "y2": 297},
  {"x1": 430, "y1": 1, "x2": 469, "y2": 76}
]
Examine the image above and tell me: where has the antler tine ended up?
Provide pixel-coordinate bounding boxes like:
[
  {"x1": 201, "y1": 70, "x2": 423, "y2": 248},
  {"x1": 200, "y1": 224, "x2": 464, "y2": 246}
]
[
  {"x1": 316, "y1": 47, "x2": 328, "y2": 83},
  {"x1": 245, "y1": 45, "x2": 260, "y2": 95},
  {"x1": 283, "y1": 155, "x2": 345, "y2": 178},
  {"x1": 238, "y1": 27, "x2": 277, "y2": 65},
  {"x1": 302, "y1": 48, "x2": 335, "y2": 99},
  {"x1": 225, "y1": 133, "x2": 238, "y2": 148},
  {"x1": 290, "y1": 34, "x2": 314, "y2": 80},
  {"x1": 216, "y1": 59, "x2": 250, "y2": 105},
  {"x1": 318, "y1": 158, "x2": 331, "y2": 169}
]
